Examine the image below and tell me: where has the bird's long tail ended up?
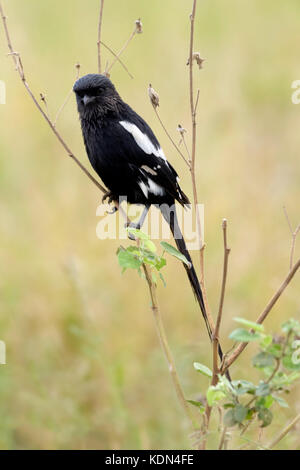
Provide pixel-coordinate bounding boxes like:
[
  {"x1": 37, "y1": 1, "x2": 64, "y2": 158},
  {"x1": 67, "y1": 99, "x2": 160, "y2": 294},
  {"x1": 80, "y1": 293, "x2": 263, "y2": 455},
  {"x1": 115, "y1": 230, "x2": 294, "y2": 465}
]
[{"x1": 160, "y1": 204, "x2": 228, "y2": 371}]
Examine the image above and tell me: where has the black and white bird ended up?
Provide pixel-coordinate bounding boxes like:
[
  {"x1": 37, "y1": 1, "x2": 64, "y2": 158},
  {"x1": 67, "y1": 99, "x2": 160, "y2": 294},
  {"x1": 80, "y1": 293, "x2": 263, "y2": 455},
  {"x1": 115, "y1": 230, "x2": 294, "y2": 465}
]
[{"x1": 73, "y1": 74, "x2": 213, "y2": 342}]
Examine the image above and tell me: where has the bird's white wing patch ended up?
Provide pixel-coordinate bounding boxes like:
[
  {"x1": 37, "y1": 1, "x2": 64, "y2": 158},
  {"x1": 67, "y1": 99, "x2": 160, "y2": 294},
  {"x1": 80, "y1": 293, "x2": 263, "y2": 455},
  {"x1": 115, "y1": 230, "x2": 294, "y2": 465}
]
[
  {"x1": 147, "y1": 178, "x2": 165, "y2": 196},
  {"x1": 119, "y1": 121, "x2": 167, "y2": 162}
]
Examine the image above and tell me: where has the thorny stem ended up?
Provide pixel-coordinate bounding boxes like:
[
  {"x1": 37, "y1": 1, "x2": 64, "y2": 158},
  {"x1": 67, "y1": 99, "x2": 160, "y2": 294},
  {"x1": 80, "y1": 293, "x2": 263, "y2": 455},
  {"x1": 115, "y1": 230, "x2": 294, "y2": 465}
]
[
  {"x1": 142, "y1": 264, "x2": 199, "y2": 429},
  {"x1": 221, "y1": 258, "x2": 300, "y2": 373},
  {"x1": 97, "y1": 0, "x2": 105, "y2": 73}
]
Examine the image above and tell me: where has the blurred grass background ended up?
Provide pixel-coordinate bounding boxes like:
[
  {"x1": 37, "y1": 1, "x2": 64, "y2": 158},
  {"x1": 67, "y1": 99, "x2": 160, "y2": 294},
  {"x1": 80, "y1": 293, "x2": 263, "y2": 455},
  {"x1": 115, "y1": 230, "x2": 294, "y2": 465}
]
[{"x1": 0, "y1": 0, "x2": 299, "y2": 449}]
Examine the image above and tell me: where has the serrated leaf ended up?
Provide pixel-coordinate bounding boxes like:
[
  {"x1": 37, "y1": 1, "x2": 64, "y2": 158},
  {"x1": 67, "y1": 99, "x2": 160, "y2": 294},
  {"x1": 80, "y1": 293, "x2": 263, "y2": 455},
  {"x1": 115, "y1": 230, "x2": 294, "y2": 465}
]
[
  {"x1": 193, "y1": 362, "x2": 212, "y2": 378},
  {"x1": 233, "y1": 317, "x2": 264, "y2": 332},
  {"x1": 229, "y1": 328, "x2": 261, "y2": 343},
  {"x1": 160, "y1": 241, "x2": 190, "y2": 266}
]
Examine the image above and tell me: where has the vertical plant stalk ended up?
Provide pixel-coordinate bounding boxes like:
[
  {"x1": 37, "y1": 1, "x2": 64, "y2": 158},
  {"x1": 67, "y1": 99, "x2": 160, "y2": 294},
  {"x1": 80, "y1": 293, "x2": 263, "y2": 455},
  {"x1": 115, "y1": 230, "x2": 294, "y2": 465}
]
[
  {"x1": 97, "y1": 0, "x2": 105, "y2": 73},
  {"x1": 268, "y1": 411, "x2": 300, "y2": 449},
  {"x1": 201, "y1": 220, "x2": 231, "y2": 449},
  {"x1": 142, "y1": 264, "x2": 199, "y2": 429},
  {"x1": 188, "y1": 0, "x2": 214, "y2": 332},
  {"x1": 212, "y1": 219, "x2": 230, "y2": 385}
]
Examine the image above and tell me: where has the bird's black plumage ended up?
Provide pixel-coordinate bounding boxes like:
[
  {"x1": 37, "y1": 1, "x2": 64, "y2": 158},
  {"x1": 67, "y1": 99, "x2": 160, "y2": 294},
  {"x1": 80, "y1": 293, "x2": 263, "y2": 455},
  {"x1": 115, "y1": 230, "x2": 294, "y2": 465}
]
[{"x1": 73, "y1": 73, "x2": 218, "y2": 353}]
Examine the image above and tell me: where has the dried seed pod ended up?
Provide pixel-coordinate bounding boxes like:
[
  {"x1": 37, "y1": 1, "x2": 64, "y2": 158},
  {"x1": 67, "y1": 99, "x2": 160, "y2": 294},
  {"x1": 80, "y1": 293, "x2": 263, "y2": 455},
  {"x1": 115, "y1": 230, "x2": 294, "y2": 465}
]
[
  {"x1": 148, "y1": 83, "x2": 159, "y2": 109},
  {"x1": 135, "y1": 18, "x2": 143, "y2": 34},
  {"x1": 177, "y1": 124, "x2": 187, "y2": 137},
  {"x1": 187, "y1": 52, "x2": 205, "y2": 69}
]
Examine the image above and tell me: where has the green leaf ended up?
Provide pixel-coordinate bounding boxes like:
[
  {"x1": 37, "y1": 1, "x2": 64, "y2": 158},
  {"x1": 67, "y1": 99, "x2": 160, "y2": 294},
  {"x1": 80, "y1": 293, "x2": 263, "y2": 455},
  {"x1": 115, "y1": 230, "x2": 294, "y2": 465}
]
[
  {"x1": 283, "y1": 355, "x2": 300, "y2": 371},
  {"x1": 160, "y1": 241, "x2": 191, "y2": 266},
  {"x1": 256, "y1": 381, "x2": 271, "y2": 397},
  {"x1": 206, "y1": 387, "x2": 226, "y2": 407},
  {"x1": 187, "y1": 400, "x2": 205, "y2": 413},
  {"x1": 126, "y1": 227, "x2": 149, "y2": 240},
  {"x1": 258, "y1": 408, "x2": 273, "y2": 427},
  {"x1": 223, "y1": 409, "x2": 237, "y2": 427},
  {"x1": 233, "y1": 317, "x2": 264, "y2": 332},
  {"x1": 260, "y1": 335, "x2": 273, "y2": 349},
  {"x1": 256, "y1": 395, "x2": 274, "y2": 409},
  {"x1": 231, "y1": 380, "x2": 256, "y2": 395},
  {"x1": 193, "y1": 362, "x2": 212, "y2": 378},
  {"x1": 117, "y1": 249, "x2": 142, "y2": 270},
  {"x1": 252, "y1": 352, "x2": 276, "y2": 369},
  {"x1": 155, "y1": 257, "x2": 167, "y2": 271},
  {"x1": 159, "y1": 272, "x2": 166, "y2": 287},
  {"x1": 143, "y1": 239, "x2": 157, "y2": 253},
  {"x1": 272, "y1": 395, "x2": 289, "y2": 408},
  {"x1": 233, "y1": 404, "x2": 248, "y2": 423},
  {"x1": 229, "y1": 328, "x2": 261, "y2": 343}
]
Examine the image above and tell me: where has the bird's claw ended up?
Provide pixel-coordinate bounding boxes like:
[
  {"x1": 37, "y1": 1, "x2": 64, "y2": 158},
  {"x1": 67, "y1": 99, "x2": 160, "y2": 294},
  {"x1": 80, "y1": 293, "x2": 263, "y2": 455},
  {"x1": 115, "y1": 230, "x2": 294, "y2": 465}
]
[{"x1": 102, "y1": 191, "x2": 117, "y2": 205}]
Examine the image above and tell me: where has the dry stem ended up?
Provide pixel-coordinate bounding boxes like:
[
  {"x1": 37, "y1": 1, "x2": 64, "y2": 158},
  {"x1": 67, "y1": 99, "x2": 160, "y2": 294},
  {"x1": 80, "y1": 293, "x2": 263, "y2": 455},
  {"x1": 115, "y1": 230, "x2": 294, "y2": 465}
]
[{"x1": 97, "y1": 0, "x2": 105, "y2": 73}]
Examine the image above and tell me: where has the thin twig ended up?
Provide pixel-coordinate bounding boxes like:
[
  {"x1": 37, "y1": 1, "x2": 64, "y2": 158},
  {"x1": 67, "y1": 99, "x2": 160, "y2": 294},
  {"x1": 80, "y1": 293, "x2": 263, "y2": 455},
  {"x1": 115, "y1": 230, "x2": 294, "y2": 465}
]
[
  {"x1": 221, "y1": 258, "x2": 300, "y2": 373},
  {"x1": 283, "y1": 207, "x2": 300, "y2": 270},
  {"x1": 212, "y1": 219, "x2": 231, "y2": 385},
  {"x1": 0, "y1": 2, "x2": 107, "y2": 195},
  {"x1": 142, "y1": 264, "x2": 199, "y2": 429},
  {"x1": 100, "y1": 40, "x2": 134, "y2": 79},
  {"x1": 268, "y1": 411, "x2": 300, "y2": 449},
  {"x1": 97, "y1": 0, "x2": 105, "y2": 73},
  {"x1": 54, "y1": 63, "x2": 81, "y2": 127},
  {"x1": 106, "y1": 27, "x2": 137, "y2": 74},
  {"x1": 153, "y1": 107, "x2": 190, "y2": 167}
]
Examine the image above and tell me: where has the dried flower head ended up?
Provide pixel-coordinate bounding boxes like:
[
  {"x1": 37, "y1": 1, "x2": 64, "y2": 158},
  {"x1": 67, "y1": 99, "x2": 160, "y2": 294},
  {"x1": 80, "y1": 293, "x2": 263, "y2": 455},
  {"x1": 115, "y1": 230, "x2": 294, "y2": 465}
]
[
  {"x1": 177, "y1": 124, "x2": 187, "y2": 137},
  {"x1": 135, "y1": 18, "x2": 143, "y2": 34},
  {"x1": 148, "y1": 83, "x2": 159, "y2": 109},
  {"x1": 187, "y1": 52, "x2": 205, "y2": 69}
]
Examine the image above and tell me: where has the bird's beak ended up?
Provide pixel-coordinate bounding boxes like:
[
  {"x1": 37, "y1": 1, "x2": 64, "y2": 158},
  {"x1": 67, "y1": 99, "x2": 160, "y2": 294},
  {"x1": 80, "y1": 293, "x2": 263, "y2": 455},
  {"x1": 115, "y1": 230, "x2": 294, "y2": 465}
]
[{"x1": 82, "y1": 95, "x2": 94, "y2": 106}]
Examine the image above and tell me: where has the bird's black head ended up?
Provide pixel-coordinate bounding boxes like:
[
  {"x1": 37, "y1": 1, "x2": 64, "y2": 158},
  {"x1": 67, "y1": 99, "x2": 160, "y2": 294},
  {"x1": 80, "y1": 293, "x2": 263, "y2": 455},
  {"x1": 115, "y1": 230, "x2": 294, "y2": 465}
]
[{"x1": 73, "y1": 73, "x2": 121, "y2": 120}]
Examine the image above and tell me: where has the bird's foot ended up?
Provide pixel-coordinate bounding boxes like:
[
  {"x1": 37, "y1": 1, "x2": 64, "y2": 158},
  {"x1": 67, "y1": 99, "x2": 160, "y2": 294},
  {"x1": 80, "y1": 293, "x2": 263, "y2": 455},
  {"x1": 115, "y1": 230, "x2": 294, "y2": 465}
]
[
  {"x1": 102, "y1": 191, "x2": 117, "y2": 205},
  {"x1": 102, "y1": 191, "x2": 118, "y2": 214},
  {"x1": 125, "y1": 222, "x2": 141, "y2": 241}
]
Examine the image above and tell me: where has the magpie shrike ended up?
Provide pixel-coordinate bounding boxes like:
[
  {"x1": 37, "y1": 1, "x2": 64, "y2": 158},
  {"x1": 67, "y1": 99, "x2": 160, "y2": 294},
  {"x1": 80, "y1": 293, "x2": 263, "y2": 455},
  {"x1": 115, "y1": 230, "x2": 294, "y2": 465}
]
[{"x1": 73, "y1": 74, "x2": 215, "y2": 346}]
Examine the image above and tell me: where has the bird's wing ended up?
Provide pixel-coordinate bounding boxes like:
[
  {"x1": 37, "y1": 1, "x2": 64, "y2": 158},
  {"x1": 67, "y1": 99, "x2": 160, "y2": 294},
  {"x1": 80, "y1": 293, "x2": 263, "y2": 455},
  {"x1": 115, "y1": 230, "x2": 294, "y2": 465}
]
[{"x1": 117, "y1": 114, "x2": 189, "y2": 205}]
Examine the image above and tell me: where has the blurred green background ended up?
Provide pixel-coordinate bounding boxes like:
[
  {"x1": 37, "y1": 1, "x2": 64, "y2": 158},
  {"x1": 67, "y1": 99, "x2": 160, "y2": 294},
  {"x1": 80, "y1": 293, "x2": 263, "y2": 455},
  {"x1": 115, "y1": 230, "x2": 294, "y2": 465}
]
[{"x1": 0, "y1": 0, "x2": 299, "y2": 450}]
